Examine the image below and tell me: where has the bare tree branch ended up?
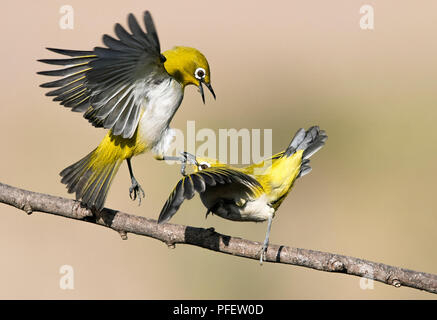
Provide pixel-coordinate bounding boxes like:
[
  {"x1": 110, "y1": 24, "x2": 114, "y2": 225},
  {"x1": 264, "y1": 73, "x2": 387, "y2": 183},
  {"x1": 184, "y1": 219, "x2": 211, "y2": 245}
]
[{"x1": 0, "y1": 182, "x2": 436, "y2": 294}]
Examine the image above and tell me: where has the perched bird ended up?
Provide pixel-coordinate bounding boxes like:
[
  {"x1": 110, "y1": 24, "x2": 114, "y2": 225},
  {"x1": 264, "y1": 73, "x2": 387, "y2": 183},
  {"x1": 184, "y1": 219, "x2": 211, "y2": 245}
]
[
  {"x1": 158, "y1": 126, "x2": 327, "y2": 263},
  {"x1": 38, "y1": 11, "x2": 215, "y2": 211}
]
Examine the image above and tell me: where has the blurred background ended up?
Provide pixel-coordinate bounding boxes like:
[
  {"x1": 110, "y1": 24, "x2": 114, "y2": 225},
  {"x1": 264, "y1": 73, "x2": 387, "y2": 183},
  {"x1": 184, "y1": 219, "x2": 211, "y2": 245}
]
[{"x1": 0, "y1": 0, "x2": 436, "y2": 299}]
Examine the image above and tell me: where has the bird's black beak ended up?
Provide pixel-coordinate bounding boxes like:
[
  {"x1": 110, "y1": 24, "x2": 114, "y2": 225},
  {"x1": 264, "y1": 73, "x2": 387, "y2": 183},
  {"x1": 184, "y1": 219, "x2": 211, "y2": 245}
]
[{"x1": 198, "y1": 80, "x2": 216, "y2": 104}]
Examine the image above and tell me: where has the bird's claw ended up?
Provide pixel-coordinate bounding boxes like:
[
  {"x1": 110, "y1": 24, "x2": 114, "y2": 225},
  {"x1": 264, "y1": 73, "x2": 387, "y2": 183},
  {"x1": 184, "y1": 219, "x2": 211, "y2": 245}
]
[
  {"x1": 180, "y1": 158, "x2": 188, "y2": 176},
  {"x1": 179, "y1": 152, "x2": 198, "y2": 176},
  {"x1": 129, "y1": 178, "x2": 145, "y2": 205},
  {"x1": 259, "y1": 244, "x2": 268, "y2": 265}
]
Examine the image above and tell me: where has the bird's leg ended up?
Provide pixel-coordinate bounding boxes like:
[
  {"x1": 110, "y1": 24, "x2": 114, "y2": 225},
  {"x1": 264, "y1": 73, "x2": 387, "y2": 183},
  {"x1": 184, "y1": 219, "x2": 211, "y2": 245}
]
[
  {"x1": 158, "y1": 152, "x2": 196, "y2": 176},
  {"x1": 126, "y1": 158, "x2": 145, "y2": 205},
  {"x1": 180, "y1": 157, "x2": 188, "y2": 176},
  {"x1": 259, "y1": 215, "x2": 273, "y2": 265},
  {"x1": 162, "y1": 156, "x2": 186, "y2": 174},
  {"x1": 157, "y1": 155, "x2": 188, "y2": 176},
  {"x1": 160, "y1": 155, "x2": 183, "y2": 162}
]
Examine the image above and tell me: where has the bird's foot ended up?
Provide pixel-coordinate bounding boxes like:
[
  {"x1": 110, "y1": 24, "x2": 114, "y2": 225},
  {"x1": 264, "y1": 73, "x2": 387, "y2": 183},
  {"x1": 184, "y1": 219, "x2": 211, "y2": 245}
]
[
  {"x1": 259, "y1": 244, "x2": 268, "y2": 265},
  {"x1": 129, "y1": 177, "x2": 145, "y2": 205},
  {"x1": 159, "y1": 152, "x2": 197, "y2": 176},
  {"x1": 179, "y1": 152, "x2": 197, "y2": 176}
]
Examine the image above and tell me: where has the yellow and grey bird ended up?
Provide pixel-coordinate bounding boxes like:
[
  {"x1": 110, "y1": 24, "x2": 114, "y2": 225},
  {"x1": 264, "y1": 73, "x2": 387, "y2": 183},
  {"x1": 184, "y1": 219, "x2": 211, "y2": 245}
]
[
  {"x1": 38, "y1": 11, "x2": 215, "y2": 211},
  {"x1": 158, "y1": 126, "x2": 327, "y2": 263}
]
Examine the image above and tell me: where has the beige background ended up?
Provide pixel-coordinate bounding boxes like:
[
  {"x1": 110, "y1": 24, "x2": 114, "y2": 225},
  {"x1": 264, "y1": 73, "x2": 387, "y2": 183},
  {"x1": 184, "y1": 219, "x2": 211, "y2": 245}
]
[{"x1": 0, "y1": 0, "x2": 436, "y2": 299}]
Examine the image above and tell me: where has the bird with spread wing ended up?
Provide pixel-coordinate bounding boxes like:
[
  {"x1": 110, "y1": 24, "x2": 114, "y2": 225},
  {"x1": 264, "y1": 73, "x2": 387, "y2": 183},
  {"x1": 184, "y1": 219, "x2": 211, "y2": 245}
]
[
  {"x1": 38, "y1": 11, "x2": 215, "y2": 211},
  {"x1": 158, "y1": 126, "x2": 327, "y2": 263}
]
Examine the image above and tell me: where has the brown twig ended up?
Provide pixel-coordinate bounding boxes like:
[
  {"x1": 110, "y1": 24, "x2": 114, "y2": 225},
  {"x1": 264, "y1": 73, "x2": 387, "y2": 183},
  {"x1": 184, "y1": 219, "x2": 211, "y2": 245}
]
[{"x1": 0, "y1": 182, "x2": 436, "y2": 294}]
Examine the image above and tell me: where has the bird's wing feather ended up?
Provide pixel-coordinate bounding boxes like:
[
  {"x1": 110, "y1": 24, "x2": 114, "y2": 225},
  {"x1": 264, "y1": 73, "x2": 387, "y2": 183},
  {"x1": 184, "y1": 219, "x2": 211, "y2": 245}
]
[
  {"x1": 38, "y1": 48, "x2": 96, "y2": 112},
  {"x1": 38, "y1": 11, "x2": 169, "y2": 139},
  {"x1": 158, "y1": 167, "x2": 263, "y2": 224}
]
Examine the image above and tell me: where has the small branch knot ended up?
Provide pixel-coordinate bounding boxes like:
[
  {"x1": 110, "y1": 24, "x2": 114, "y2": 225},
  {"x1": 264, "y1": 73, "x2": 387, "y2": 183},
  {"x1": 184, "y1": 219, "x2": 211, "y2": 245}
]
[
  {"x1": 329, "y1": 258, "x2": 345, "y2": 272},
  {"x1": 387, "y1": 274, "x2": 402, "y2": 288},
  {"x1": 22, "y1": 203, "x2": 33, "y2": 215},
  {"x1": 392, "y1": 278, "x2": 401, "y2": 288},
  {"x1": 166, "y1": 242, "x2": 176, "y2": 249},
  {"x1": 71, "y1": 201, "x2": 93, "y2": 219},
  {"x1": 205, "y1": 227, "x2": 216, "y2": 236},
  {"x1": 118, "y1": 230, "x2": 128, "y2": 240}
]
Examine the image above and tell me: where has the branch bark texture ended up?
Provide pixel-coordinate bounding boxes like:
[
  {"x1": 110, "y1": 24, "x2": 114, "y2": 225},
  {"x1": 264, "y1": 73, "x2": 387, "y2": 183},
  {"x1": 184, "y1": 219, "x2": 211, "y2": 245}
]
[{"x1": 0, "y1": 182, "x2": 436, "y2": 294}]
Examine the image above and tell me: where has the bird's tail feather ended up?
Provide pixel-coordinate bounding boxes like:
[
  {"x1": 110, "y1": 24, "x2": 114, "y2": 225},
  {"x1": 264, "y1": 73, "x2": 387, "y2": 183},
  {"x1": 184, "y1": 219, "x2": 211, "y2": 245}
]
[
  {"x1": 284, "y1": 126, "x2": 328, "y2": 178},
  {"x1": 60, "y1": 148, "x2": 122, "y2": 211}
]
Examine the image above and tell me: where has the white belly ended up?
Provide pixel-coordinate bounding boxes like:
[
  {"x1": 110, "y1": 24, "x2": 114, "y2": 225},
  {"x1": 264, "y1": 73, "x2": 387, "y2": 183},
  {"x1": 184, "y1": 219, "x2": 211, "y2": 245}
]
[
  {"x1": 238, "y1": 195, "x2": 275, "y2": 221},
  {"x1": 138, "y1": 78, "x2": 183, "y2": 155}
]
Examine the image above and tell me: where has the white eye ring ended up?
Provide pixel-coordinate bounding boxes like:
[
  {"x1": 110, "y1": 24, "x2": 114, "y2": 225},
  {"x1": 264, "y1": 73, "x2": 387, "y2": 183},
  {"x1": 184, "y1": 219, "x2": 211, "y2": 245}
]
[
  {"x1": 198, "y1": 161, "x2": 211, "y2": 170},
  {"x1": 194, "y1": 67, "x2": 206, "y2": 80}
]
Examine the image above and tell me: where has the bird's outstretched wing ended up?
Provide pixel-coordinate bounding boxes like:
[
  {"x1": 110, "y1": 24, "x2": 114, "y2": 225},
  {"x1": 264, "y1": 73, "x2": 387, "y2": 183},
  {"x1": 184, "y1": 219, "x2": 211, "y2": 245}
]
[
  {"x1": 38, "y1": 11, "x2": 168, "y2": 139},
  {"x1": 158, "y1": 167, "x2": 263, "y2": 224}
]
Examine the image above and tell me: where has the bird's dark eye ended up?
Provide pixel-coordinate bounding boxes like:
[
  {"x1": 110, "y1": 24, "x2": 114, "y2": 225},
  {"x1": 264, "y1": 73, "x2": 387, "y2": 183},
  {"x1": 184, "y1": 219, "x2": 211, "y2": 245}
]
[
  {"x1": 194, "y1": 67, "x2": 206, "y2": 80},
  {"x1": 198, "y1": 161, "x2": 211, "y2": 170}
]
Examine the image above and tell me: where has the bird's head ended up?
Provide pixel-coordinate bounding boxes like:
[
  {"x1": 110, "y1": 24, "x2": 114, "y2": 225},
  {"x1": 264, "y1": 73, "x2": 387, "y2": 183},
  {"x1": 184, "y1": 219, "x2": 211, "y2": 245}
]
[
  {"x1": 179, "y1": 152, "x2": 225, "y2": 174},
  {"x1": 163, "y1": 46, "x2": 215, "y2": 103}
]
